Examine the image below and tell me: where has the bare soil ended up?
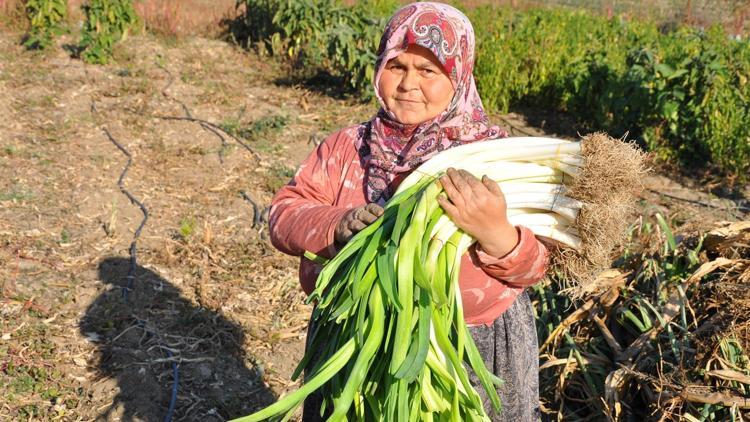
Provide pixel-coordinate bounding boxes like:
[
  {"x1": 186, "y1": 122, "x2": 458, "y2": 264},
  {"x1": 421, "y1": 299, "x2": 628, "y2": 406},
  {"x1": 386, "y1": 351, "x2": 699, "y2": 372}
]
[{"x1": 0, "y1": 30, "x2": 746, "y2": 421}]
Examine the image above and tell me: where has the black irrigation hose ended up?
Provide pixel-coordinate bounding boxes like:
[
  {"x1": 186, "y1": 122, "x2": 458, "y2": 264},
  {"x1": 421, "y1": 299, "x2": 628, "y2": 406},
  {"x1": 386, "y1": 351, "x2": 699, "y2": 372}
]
[
  {"x1": 155, "y1": 63, "x2": 269, "y2": 230},
  {"x1": 240, "y1": 190, "x2": 263, "y2": 229},
  {"x1": 163, "y1": 348, "x2": 179, "y2": 422},
  {"x1": 103, "y1": 128, "x2": 149, "y2": 299},
  {"x1": 156, "y1": 62, "x2": 269, "y2": 233},
  {"x1": 647, "y1": 188, "x2": 750, "y2": 215},
  {"x1": 103, "y1": 127, "x2": 178, "y2": 422},
  {"x1": 174, "y1": 101, "x2": 230, "y2": 165},
  {"x1": 155, "y1": 62, "x2": 245, "y2": 164},
  {"x1": 150, "y1": 63, "x2": 265, "y2": 229},
  {"x1": 153, "y1": 114, "x2": 260, "y2": 160}
]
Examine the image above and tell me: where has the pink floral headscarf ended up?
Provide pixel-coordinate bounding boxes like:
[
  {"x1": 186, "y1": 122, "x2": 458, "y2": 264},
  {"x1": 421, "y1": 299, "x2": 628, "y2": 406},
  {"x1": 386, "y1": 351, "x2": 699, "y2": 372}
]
[{"x1": 357, "y1": 2, "x2": 506, "y2": 203}]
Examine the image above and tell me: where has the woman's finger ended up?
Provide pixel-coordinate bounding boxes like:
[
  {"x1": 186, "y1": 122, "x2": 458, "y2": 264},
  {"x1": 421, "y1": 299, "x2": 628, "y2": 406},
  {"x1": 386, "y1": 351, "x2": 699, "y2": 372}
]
[
  {"x1": 459, "y1": 169, "x2": 485, "y2": 194},
  {"x1": 339, "y1": 228, "x2": 353, "y2": 242},
  {"x1": 439, "y1": 170, "x2": 465, "y2": 208},
  {"x1": 447, "y1": 168, "x2": 472, "y2": 195},
  {"x1": 359, "y1": 209, "x2": 380, "y2": 224},
  {"x1": 482, "y1": 175, "x2": 504, "y2": 197},
  {"x1": 436, "y1": 194, "x2": 458, "y2": 220},
  {"x1": 365, "y1": 203, "x2": 384, "y2": 217},
  {"x1": 349, "y1": 219, "x2": 368, "y2": 232}
]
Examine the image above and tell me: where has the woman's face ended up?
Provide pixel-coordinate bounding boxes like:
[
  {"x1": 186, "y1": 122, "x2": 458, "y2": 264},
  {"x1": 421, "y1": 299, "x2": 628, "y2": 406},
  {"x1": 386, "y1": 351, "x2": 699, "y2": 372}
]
[{"x1": 378, "y1": 44, "x2": 455, "y2": 125}]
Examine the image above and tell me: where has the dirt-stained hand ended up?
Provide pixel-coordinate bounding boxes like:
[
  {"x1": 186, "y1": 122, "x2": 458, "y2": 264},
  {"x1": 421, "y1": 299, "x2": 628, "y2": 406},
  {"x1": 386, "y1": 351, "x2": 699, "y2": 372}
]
[
  {"x1": 335, "y1": 203, "x2": 384, "y2": 244},
  {"x1": 437, "y1": 168, "x2": 519, "y2": 258}
]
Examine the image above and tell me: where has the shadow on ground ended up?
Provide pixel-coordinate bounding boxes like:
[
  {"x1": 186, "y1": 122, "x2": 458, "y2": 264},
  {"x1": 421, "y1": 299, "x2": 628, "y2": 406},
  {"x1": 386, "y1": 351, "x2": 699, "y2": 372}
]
[{"x1": 80, "y1": 257, "x2": 275, "y2": 421}]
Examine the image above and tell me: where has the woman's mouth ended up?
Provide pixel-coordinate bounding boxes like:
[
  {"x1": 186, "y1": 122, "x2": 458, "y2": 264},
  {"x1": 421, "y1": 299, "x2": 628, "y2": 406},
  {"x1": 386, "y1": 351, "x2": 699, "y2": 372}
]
[{"x1": 395, "y1": 98, "x2": 421, "y2": 103}]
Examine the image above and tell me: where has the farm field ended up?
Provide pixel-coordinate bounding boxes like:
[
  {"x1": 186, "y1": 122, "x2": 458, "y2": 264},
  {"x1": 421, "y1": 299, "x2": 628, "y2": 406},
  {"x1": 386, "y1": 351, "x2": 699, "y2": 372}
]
[
  {"x1": 1, "y1": 5, "x2": 750, "y2": 422},
  {"x1": 0, "y1": 29, "x2": 371, "y2": 420}
]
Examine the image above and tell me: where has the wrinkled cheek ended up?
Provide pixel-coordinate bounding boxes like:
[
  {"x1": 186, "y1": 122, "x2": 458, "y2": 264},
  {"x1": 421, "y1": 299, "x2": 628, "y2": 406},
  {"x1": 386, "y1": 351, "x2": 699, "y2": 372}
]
[
  {"x1": 377, "y1": 74, "x2": 396, "y2": 102},
  {"x1": 423, "y1": 83, "x2": 454, "y2": 112}
]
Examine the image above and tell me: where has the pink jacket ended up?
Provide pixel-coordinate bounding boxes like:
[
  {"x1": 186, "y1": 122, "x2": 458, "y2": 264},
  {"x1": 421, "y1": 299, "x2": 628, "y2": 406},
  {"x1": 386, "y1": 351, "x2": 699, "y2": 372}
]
[{"x1": 269, "y1": 126, "x2": 549, "y2": 326}]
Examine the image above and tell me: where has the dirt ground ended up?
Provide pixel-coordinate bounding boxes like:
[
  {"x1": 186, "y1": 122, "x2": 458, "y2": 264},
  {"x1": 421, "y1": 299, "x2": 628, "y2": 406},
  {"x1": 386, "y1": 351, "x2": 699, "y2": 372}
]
[{"x1": 0, "y1": 30, "x2": 747, "y2": 421}]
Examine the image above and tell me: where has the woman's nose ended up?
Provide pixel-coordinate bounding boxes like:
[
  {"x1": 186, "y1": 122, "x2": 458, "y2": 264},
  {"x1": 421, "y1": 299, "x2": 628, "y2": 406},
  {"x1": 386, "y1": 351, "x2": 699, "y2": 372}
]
[{"x1": 398, "y1": 69, "x2": 419, "y2": 91}]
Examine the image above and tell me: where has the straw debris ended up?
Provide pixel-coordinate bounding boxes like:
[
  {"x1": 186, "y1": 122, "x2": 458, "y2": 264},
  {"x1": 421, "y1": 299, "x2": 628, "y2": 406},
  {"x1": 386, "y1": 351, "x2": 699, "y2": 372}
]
[{"x1": 536, "y1": 216, "x2": 750, "y2": 420}]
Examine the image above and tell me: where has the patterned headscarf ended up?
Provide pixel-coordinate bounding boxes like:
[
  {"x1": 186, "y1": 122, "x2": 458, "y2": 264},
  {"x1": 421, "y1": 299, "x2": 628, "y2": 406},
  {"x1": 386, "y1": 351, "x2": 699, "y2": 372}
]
[{"x1": 357, "y1": 2, "x2": 506, "y2": 203}]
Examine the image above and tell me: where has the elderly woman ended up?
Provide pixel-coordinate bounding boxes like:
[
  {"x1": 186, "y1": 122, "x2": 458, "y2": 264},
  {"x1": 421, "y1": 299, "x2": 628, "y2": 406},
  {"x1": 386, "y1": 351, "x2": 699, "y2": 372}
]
[{"x1": 269, "y1": 3, "x2": 548, "y2": 421}]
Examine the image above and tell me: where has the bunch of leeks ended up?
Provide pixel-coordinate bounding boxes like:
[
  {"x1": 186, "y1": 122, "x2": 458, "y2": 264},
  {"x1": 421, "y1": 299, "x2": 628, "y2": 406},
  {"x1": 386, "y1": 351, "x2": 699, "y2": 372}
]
[{"x1": 236, "y1": 136, "x2": 616, "y2": 422}]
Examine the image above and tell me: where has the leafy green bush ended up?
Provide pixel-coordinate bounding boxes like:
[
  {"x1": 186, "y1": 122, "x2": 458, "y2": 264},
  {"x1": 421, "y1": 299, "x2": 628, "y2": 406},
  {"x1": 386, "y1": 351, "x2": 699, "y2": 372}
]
[
  {"x1": 23, "y1": 0, "x2": 67, "y2": 50},
  {"x1": 238, "y1": 0, "x2": 397, "y2": 93},
  {"x1": 78, "y1": 0, "x2": 137, "y2": 64},
  {"x1": 642, "y1": 29, "x2": 750, "y2": 178}
]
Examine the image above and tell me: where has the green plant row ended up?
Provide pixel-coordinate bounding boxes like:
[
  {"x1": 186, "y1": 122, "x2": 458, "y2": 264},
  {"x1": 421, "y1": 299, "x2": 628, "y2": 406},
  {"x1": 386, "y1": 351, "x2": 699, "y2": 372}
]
[
  {"x1": 22, "y1": 0, "x2": 137, "y2": 64},
  {"x1": 239, "y1": 0, "x2": 749, "y2": 181},
  {"x1": 23, "y1": 0, "x2": 67, "y2": 49},
  {"x1": 470, "y1": 6, "x2": 750, "y2": 183}
]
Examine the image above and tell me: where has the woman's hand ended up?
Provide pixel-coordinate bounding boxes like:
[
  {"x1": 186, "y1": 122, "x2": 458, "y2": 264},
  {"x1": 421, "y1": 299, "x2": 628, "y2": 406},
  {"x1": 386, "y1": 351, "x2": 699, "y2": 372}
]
[
  {"x1": 437, "y1": 168, "x2": 519, "y2": 258},
  {"x1": 335, "y1": 203, "x2": 384, "y2": 244}
]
